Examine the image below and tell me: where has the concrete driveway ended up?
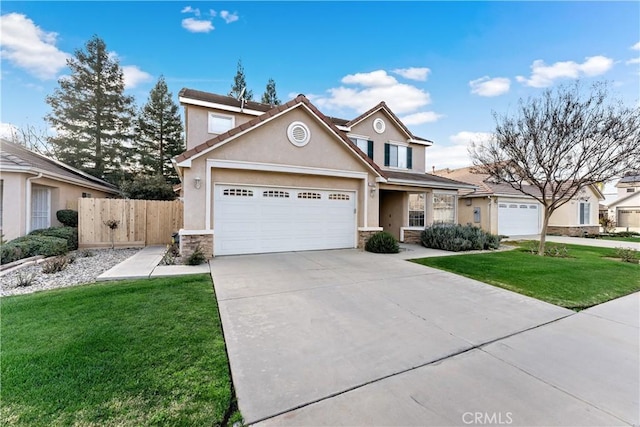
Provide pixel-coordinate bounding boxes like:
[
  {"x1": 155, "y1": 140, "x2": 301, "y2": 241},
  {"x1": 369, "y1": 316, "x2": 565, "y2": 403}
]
[{"x1": 210, "y1": 249, "x2": 639, "y2": 426}]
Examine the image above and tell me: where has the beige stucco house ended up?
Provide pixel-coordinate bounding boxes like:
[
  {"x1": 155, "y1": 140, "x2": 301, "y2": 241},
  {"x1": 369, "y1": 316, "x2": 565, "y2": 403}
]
[
  {"x1": 606, "y1": 173, "x2": 640, "y2": 231},
  {"x1": 0, "y1": 139, "x2": 118, "y2": 241},
  {"x1": 435, "y1": 166, "x2": 604, "y2": 237},
  {"x1": 173, "y1": 89, "x2": 474, "y2": 257}
]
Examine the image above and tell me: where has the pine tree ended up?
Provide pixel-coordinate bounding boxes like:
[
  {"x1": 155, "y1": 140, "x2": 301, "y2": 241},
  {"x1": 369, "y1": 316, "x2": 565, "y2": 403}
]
[
  {"x1": 135, "y1": 76, "x2": 184, "y2": 184},
  {"x1": 45, "y1": 35, "x2": 135, "y2": 183},
  {"x1": 228, "y1": 59, "x2": 253, "y2": 101},
  {"x1": 261, "y1": 78, "x2": 280, "y2": 106}
]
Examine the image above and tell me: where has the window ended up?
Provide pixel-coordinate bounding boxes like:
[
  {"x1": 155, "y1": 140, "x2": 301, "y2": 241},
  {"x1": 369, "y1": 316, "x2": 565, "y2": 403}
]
[
  {"x1": 223, "y1": 188, "x2": 253, "y2": 197},
  {"x1": 82, "y1": 192, "x2": 92, "y2": 198},
  {"x1": 263, "y1": 190, "x2": 289, "y2": 198},
  {"x1": 579, "y1": 202, "x2": 590, "y2": 225},
  {"x1": 384, "y1": 143, "x2": 412, "y2": 169},
  {"x1": 627, "y1": 188, "x2": 635, "y2": 193},
  {"x1": 31, "y1": 187, "x2": 51, "y2": 231},
  {"x1": 408, "y1": 193, "x2": 425, "y2": 227},
  {"x1": 208, "y1": 113, "x2": 234, "y2": 134},
  {"x1": 298, "y1": 192, "x2": 321, "y2": 199},
  {"x1": 433, "y1": 193, "x2": 456, "y2": 224},
  {"x1": 329, "y1": 194, "x2": 350, "y2": 201},
  {"x1": 349, "y1": 137, "x2": 374, "y2": 159},
  {"x1": 473, "y1": 207, "x2": 481, "y2": 223}
]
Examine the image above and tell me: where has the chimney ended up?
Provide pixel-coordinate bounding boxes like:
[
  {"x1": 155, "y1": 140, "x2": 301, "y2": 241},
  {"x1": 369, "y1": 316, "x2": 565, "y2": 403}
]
[{"x1": 432, "y1": 166, "x2": 435, "y2": 173}]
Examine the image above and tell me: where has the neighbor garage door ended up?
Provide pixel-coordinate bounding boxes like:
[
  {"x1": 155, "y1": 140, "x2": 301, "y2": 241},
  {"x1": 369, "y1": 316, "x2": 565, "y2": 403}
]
[
  {"x1": 214, "y1": 185, "x2": 356, "y2": 255},
  {"x1": 498, "y1": 202, "x2": 540, "y2": 236},
  {"x1": 618, "y1": 209, "x2": 640, "y2": 228}
]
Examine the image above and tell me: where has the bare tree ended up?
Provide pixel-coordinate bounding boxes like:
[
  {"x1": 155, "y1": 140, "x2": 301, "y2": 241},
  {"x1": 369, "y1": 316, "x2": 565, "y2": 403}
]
[
  {"x1": 9, "y1": 125, "x2": 55, "y2": 158},
  {"x1": 470, "y1": 82, "x2": 640, "y2": 255}
]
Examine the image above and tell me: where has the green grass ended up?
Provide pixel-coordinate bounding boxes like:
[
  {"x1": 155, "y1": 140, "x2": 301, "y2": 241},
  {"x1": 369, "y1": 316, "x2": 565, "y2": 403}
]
[
  {"x1": 1, "y1": 274, "x2": 240, "y2": 426},
  {"x1": 412, "y1": 243, "x2": 639, "y2": 310},
  {"x1": 597, "y1": 236, "x2": 640, "y2": 243}
]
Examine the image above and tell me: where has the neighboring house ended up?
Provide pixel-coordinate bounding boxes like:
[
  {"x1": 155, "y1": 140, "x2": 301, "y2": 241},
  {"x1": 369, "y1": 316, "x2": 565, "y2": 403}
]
[
  {"x1": 606, "y1": 173, "x2": 640, "y2": 231},
  {"x1": 0, "y1": 139, "x2": 119, "y2": 241},
  {"x1": 173, "y1": 89, "x2": 474, "y2": 257},
  {"x1": 435, "y1": 166, "x2": 604, "y2": 237}
]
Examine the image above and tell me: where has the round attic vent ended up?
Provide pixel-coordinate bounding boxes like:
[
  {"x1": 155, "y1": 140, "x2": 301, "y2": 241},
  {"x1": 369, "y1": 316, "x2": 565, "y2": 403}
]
[
  {"x1": 373, "y1": 118, "x2": 386, "y2": 134},
  {"x1": 287, "y1": 121, "x2": 311, "y2": 147}
]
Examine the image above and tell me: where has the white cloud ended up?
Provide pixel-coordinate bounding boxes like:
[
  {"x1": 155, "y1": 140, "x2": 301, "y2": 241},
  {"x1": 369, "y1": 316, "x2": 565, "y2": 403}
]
[
  {"x1": 392, "y1": 67, "x2": 431, "y2": 81},
  {"x1": 631, "y1": 41, "x2": 640, "y2": 50},
  {"x1": 220, "y1": 10, "x2": 239, "y2": 24},
  {"x1": 469, "y1": 76, "x2": 511, "y2": 97},
  {"x1": 181, "y1": 6, "x2": 200, "y2": 16},
  {"x1": 0, "y1": 122, "x2": 18, "y2": 140},
  {"x1": 0, "y1": 13, "x2": 69, "y2": 79},
  {"x1": 314, "y1": 70, "x2": 431, "y2": 115},
  {"x1": 400, "y1": 111, "x2": 443, "y2": 125},
  {"x1": 209, "y1": 9, "x2": 217, "y2": 17},
  {"x1": 122, "y1": 65, "x2": 152, "y2": 89},
  {"x1": 626, "y1": 58, "x2": 640, "y2": 65},
  {"x1": 516, "y1": 55, "x2": 614, "y2": 88},
  {"x1": 427, "y1": 131, "x2": 494, "y2": 171},
  {"x1": 181, "y1": 17, "x2": 214, "y2": 33}
]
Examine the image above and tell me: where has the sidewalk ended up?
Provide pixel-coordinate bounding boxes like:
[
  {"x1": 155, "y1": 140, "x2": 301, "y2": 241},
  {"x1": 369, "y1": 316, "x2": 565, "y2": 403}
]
[{"x1": 97, "y1": 246, "x2": 209, "y2": 281}]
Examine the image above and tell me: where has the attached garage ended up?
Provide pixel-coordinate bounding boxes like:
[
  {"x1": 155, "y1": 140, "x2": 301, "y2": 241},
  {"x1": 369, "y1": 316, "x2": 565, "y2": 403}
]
[
  {"x1": 214, "y1": 185, "x2": 357, "y2": 255},
  {"x1": 498, "y1": 201, "x2": 541, "y2": 236},
  {"x1": 618, "y1": 209, "x2": 640, "y2": 228}
]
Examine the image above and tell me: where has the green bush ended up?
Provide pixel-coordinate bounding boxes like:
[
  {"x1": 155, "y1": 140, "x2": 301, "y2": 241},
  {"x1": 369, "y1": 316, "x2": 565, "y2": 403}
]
[
  {"x1": 29, "y1": 227, "x2": 78, "y2": 250},
  {"x1": 421, "y1": 224, "x2": 502, "y2": 252},
  {"x1": 0, "y1": 235, "x2": 69, "y2": 265},
  {"x1": 56, "y1": 210, "x2": 78, "y2": 227},
  {"x1": 185, "y1": 245, "x2": 207, "y2": 265},
  {"x1": 365, "y1": 231, "x2": 400, "y2": 254},
  {"x1": 122, "y1": 174, "x2": 176, "y2": 201}
]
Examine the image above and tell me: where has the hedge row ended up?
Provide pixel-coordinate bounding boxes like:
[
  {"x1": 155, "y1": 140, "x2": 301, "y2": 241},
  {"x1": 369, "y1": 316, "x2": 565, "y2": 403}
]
[
  {"x1": 421, "y1": 224, "x2": 501, "y2": 252},
  {"x1": 1, "y1": 226, "x2": 79, "y2": 265}
]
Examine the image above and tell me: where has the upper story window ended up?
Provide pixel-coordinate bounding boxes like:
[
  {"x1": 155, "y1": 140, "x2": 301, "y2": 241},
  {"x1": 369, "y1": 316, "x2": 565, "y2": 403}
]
[
  {"x1": 384, "y1": 143, "x2": 412, "y2": 169},
  {"x1": 627, "y1": 188, "x2": 635, "y2": 193},
  {"x1": 208, "y1": 112, "x2": 235, "y2": 134},
  {"x1": 348, "y1": 137, "x2": 373, "y2": 159}
]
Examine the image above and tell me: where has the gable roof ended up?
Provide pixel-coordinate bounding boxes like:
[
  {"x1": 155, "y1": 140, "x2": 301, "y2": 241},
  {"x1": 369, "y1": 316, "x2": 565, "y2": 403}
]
[
  {"x1": 384, "y1": 170, "x2": 476, "y2": 190},
  {"x1": 0, "y1": 139, "x2": 118, "y2": 193},
  {"x1": 344, "y1": 102, "x2": 433, "y2": 145},
  {"x1": 179, "y1": 88, "x2": 275, "y2": 116},
  {"x1": 434, "y1": 166, "x2": 543, "y2": 198},
  {"x1": 175, "y1": 94, "x2": 385, "y2": 177},
  {"x1": 607, "y1": 190, "x2": 640, "y2": 208},
  {"x1": 616, "y1": 174, "x2": 640, "y2": 186}
]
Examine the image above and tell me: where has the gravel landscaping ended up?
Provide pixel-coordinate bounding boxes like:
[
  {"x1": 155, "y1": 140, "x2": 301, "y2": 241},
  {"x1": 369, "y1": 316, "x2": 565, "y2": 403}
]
[{"x1": 1, "y1": 248, "x2": 140, "y2": 297}]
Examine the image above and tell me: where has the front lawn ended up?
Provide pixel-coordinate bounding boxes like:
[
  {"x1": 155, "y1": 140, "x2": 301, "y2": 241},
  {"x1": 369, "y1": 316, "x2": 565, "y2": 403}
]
[
  {"x1": 412, "y1": 243, "x2": 639, "y2": 310},
  {"x1": 596, "y1": 235, "x2": 640, "y2": 243},
  {"x1": 1, "y1": 274, "x2": 240, "y2": 426}
]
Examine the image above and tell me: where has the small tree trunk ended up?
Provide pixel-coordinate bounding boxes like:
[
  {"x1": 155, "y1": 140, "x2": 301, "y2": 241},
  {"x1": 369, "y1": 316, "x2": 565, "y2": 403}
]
[{"x1": 538, "y1": 207, "x2": 552, "y2": 256}]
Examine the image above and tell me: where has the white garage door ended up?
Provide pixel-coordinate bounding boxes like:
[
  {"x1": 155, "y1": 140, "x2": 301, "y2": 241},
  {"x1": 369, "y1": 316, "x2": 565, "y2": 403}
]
[
  {"x1": 618, "y1": 209, "x2": 640, "y2": 228},
  {"x1": 214, "y1": 185, "x2": 356, "y2": 255},
  {"x1": 498, "y1": 202, "x2": 540, "y2": 236}
]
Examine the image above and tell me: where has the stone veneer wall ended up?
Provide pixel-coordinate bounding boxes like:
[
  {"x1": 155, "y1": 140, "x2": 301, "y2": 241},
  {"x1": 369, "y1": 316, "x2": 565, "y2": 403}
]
[
  {"x1": 358, "y1": 230, "x2": 381, "y2": 249},
  {"x1": 402, "y1": 230, "x2": 423, "y2": 244},
  {"x1": 180, "y1": 234, "x2": 214, "y2": 259},
  {"x1": 546, "y1": 226, "x2": 599, "y2": 237}
]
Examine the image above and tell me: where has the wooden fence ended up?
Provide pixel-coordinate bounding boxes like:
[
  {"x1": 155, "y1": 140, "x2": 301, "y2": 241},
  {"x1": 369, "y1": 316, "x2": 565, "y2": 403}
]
[{"x1": 78, "y1": 198, "x2": 183, "y2": 248}]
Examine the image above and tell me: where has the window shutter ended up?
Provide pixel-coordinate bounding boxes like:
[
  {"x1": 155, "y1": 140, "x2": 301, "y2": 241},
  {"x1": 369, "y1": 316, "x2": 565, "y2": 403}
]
[
  {"x1": 384, "y1": 143, "x2": 390, "y2": 166},
  {"x1": 367, "y1": 140, "x2": 374, "y2": 159},
  {"x1": 407, "y1": 147, "x2": 413, "y2": 169}
]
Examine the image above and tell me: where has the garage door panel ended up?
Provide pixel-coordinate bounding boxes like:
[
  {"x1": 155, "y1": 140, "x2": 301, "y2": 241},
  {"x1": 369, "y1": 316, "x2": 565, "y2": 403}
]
[
  {"x1": 498, "y1": 202, "x2": 540, "y2": 236},
  {"x1": 214, "y1": 185, "x2": 356, "y2": 255}
]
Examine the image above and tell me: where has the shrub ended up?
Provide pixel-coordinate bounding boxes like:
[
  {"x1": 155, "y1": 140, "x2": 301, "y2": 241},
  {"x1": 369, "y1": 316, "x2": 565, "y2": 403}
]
[
  {"x1": 615, "y1": 247, "x2": 639, "y2": 263},
  {"x1": 0, "y1": 235, "x2": 68, "y2": 265},
  {"x1": 599, "y1": 216, "x2": 616, "y2": 233},
  {"x1": 41, "y1": 256, "x2": 70, "y2": 274},
  {"x1": 421, "y1": 224, "x2": 501, "y2": 252},
  {"x1": 121, "y1": 174, "x2": 176, "y2": 201},
  {"x1": 614, "y1": 231, "x2": 640, "y2": 238},
  {"x1": 365, "y1": 231, "x2": 400, "y2": 254},
  {"x1": 15, "y1": 272, "x2": 36, "y2": 287},
  {"x1": 78, "y1": 249, "x2": 95, "y2": 257},
  {"x1": 56, "y1": 210, "x2": 78, "y2": 227},
  {"x1": 29, "y1": 227, "x2": 78, "y2": 250},
  {"x1": 185, "y1": 245, "x2": 206, "y2": 265}
]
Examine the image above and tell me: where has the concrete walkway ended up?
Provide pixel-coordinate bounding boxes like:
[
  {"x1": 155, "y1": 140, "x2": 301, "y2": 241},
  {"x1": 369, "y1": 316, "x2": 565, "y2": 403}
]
[{"x1": 97, "y1": 246, "x2": 209, "y2": 281}]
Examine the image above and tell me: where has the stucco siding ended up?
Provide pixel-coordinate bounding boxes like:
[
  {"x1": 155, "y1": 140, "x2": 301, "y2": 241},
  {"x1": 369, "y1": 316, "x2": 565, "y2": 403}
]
[
  {"x1": 458, "y1": 197, "x2": 492, "y2": 232},
  {"x1": 548, "y1": 188, "x2": 600, "y2": 227},
  {"x1": 185, "y1": 104, "x2": 256, "y2": 150}
]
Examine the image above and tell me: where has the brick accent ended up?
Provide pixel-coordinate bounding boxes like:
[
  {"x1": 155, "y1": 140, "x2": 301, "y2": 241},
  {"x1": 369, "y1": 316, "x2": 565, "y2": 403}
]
[
  {"x1": 546, "y1": 226, "x2": 599, "y2": 237},
  {"x1": 402, "y1": 229, "x2": 422, "y2": 244},
  {"x1": 358, "y1": 230, "x2": 381, "y2": 249},
  {"x1": 180, "y1": 233, "x2": 214, "y2": 259}
]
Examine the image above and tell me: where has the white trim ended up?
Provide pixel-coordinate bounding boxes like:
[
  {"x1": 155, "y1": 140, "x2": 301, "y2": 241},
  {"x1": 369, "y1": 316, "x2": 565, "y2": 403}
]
[
  {"x1": 388, "y1": 139, "x2": 409, "y2": 147},
  {"x1": 208, "y1": 112, "x2": 235, "y2": 134},
  {"x1": 1, "y1": 166, "x2": 117, "y2": 194},
  {"x1": 208, "y1": 159, "x2": 369, "y2": 180},
  {"x1": 362, "y1": 179, "x2": 368, "y2": 231},
  {"x1": 287, "y1": 121, "x2": 311, "y2": 147},
  {"x1": 205, "y1": 160, "x2": 212, "y2": 230},
  {"x1": 347, "y1": 133, "x2": 371, "y2": 140},
  {"x1": 407, "y1": 138, "x2": 433, "y2": 146},
  {"x1": 400, "y1": 226, "x2": 424, "y2": 242},
  {"x1": 180, "y1": 96, "x2": 264, "y2": 116},
  {"x1": 387, "y1": 178, "x2": 473, "y2": 190},
  {"x1": 336, "y1": 125, "x2": 352, "y2": 132},
  {"x1": 349, "y1": 106, "x2": 413, "y2": 140},
  {"x1": 373, "y1": 118, "x2": 386, "y2": 134},
  {"x1": 358, "y1": 227, "x2": 383, "y2": 231},
  {"x1": 179, "y1": 229, "x2": 215, "y2": 235},
  {"x1": 177, "y1": 158, "x2": 192, "y2": 168}
]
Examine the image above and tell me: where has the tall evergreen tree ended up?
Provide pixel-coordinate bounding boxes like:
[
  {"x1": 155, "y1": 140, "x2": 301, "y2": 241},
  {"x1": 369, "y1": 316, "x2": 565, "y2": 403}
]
[
  {"x1": 45, "y1": 35, "x2": 135, "y2": 183},
  {"x1": 228, "y1": 59, "x2": 253, "y2": 101},
  {"x1": 261, "y1": 78, "x2": 280, "y2": 106},
  {"x1": 135, "y1": 76, "x2": 184, "y2": 184}
]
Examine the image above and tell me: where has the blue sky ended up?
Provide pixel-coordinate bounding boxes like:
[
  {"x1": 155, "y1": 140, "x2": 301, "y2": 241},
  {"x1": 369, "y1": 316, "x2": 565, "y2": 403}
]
[{"x1": 1, "y1": 1, "x2": 639, "y2": 173}]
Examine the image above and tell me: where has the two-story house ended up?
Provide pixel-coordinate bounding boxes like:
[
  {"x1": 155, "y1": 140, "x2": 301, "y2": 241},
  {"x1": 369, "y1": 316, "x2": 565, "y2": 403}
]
[
  {"x1": 606, "y1": 172, "x2": 640, "y2": 230},
  {"x1": 173, "y1": 89, "x2": 474, "y2": 257}
]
